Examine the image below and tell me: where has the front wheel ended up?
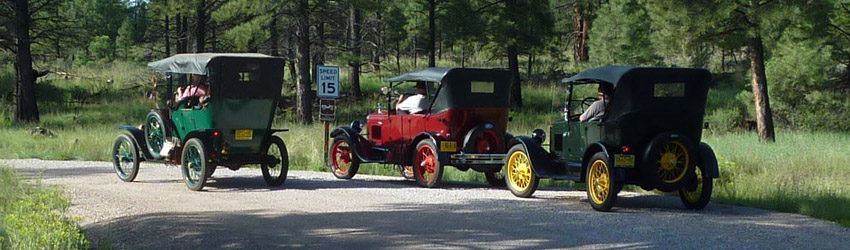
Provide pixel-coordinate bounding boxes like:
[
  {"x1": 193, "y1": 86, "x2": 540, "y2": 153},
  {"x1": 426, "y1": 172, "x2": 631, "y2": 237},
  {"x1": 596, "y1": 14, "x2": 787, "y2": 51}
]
[
  {"x1": 413, "y1": 139, "x2": 443, "y2": 188},
  {"x1": 679, "y1": 164, "x2": 713, "y2": 210},
  {"x1": 144, "y1": 111, "x2": 169, "y2": 159},
  {"x1": 181, "y1": 138, "x2": 209, "y2": 191},
  {"x1": 112, "y1": 134, "x2": 140, "y2": 182},
  {"x1": 586, "y1": 152, "x2": 621, "y2": 212},
  {"x1": 261, "y1": 136, "x2": 290, "y2": 187},
  {"x1": 329, "y1": 135, "x2": 360, "y2": 179},
  {"x1": 505, "y1": 144, "x2": 539, "y2": 198},
  {"x1": 484, "y1": 170, "x2": 506, "y2": 187}
]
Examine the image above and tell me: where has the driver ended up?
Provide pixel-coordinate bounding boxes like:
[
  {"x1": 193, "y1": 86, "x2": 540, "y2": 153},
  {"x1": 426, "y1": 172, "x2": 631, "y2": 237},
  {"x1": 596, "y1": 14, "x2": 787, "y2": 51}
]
[
  {"x1": 176, "y1": 75, "x2": 209, "y2": 104},
  {"x1": 580, "y1": 83, "x2": 613, "y2": 122},
  {"x1": 395, "y1": 82, "x2": 429, "y2": 114}
]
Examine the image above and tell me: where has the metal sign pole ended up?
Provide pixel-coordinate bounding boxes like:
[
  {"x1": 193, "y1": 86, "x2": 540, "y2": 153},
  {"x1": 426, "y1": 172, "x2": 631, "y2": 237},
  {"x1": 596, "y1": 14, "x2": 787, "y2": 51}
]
[{"x1": 324, "y1": 121, "x2": 329, "y2": 165}]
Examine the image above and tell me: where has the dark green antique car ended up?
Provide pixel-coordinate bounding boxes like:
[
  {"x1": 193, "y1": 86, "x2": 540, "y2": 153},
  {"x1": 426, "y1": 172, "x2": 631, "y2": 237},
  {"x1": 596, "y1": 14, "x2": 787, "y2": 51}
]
[
  {"x1": 111, "y1": 53, "x2": 289, "y2": 191},
  {"x1": 504, "y1": 66, "x2": 719, "y2": 211}
]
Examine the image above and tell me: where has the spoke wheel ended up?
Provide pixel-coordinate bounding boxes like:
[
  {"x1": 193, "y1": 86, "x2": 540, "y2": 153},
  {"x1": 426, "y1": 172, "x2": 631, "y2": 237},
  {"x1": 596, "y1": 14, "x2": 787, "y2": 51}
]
[
  {"x1": 261, "y1": 136, "x2": 289, "y2": 187},
  {"x1": 144, "y1": 111, "x2": 169, "y2": 159},
  {"x1": 679, "y1": 164, "x2": 713, "y2": 210},
  {"x1": 399, "y1": 165, "x2": 415, "y2": 180},
  {"x1": 485, "y1": 170, "x2": 506, "y2": 187},
  {"x1": 586, "y1": 152, "x2": 621, "y2": 212},
  {"x1": 414, "y1": 139, "x2": 443, "y2": 188},
  {"x1": 112, "y1": 134, "x2": 140, "y2": 182},
  {"x1": 181, "y1": 138, "x2": 208, "y2": 191},
  {"x1": 656, "y1": 141, "x2": 690, "y2": 184},
  {"x1": 329, "y1": 135, "x2": 360, "y2": 179},
  {"x1": 505, "y1": 144, "x2": 539, "y2": 198}
]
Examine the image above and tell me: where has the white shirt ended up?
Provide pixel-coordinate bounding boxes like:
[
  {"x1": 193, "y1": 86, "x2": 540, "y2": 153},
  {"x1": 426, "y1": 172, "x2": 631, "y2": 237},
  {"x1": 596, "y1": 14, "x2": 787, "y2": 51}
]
[{"x1": 396, "y1": 94, "x2": 428, "y2": 114}]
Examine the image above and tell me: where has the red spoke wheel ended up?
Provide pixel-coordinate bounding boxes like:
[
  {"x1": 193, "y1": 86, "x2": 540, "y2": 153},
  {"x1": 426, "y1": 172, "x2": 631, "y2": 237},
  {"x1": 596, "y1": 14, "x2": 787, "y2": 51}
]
[
  {"x1": 329, "y1": 135, "x2": 360, "y2": 179},
  {"x1": 414, "y1": 139, "x2": 443, "y2": 188}
]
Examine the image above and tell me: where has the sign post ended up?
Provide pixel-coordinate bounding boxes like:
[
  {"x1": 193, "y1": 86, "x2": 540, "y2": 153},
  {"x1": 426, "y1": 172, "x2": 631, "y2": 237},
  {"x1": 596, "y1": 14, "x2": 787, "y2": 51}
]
[{"x1": 317, "y1": 65, "x2": 340, "y2": 165}]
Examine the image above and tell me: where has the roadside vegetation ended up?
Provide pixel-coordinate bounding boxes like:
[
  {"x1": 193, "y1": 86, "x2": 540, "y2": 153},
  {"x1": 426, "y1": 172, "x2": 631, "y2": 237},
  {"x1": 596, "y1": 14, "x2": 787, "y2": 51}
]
[
  {"x1": 0, "y1": 166, "x2": 89, "y2": 249},
  {"x1": 1, "y1": 60, "x2": 850, "y2": 227}
]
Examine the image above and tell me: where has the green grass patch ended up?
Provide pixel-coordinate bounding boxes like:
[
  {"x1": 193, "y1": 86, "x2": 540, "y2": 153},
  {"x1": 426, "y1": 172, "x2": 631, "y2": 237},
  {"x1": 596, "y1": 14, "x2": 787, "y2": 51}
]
[
  {"x1": 0, "y1": 166, "x2": 90, "y2": 249},
  {"x1": 704, "y1": 132, "x2": 850, "y2": 227}
]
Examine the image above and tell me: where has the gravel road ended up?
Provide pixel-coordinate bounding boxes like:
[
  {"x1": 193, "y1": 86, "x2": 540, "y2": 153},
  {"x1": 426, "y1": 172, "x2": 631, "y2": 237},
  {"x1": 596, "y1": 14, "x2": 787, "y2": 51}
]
[{"x1": 3, "y1": 159, "x2": 849, "y2": 249}]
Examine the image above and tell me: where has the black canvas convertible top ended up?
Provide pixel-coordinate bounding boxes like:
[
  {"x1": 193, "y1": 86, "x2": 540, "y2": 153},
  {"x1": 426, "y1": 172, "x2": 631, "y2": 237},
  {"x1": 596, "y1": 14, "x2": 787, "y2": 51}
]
[
  {"x1": 148, "y1": 53, "x2": 274, "y2": 75},
  {"x1": 384, "y1": 67, "x2": 454, "y2": 83}
]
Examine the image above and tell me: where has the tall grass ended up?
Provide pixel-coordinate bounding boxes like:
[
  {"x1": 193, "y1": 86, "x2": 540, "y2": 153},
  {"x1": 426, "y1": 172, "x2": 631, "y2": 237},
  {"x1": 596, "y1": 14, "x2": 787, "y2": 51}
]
[
  {"x1": 0, "y1": 166, "x2": 89, "y2": 249},
  {"x1": 704, "y1": 132, "x2": 850, "y2": 226}
]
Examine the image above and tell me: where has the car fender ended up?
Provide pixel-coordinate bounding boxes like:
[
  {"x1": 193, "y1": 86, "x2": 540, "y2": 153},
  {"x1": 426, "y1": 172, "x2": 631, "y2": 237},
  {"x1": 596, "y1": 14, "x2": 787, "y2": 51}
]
[
  {"x1": 580, "y1": 142, "x2": 624, "y2": 183},
  {"x1": 698, "y1": 142, "x2": 720, "y2": 178},
  {"x1": 119, "y1": 125, "x2": 152, "y2": 160},
  {"x1": 410, "y1": 132, "x2": 450, "y2": 165},
  {"x1": 462, "y1": 123, "x2": 507, "y2": 152},
  {"x1": 507, "y1": 136, "x2": 556, "y2": 176},
  {"x1": 330, "y1": 127, "x2": 371, "y2": 162}
]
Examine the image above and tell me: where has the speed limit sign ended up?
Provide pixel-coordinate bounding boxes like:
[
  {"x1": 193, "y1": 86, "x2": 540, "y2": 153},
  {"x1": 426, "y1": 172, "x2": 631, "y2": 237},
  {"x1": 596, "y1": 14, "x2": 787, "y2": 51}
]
[{"x1": 317, "y1": 65, "x2": 340, "y2": 99}]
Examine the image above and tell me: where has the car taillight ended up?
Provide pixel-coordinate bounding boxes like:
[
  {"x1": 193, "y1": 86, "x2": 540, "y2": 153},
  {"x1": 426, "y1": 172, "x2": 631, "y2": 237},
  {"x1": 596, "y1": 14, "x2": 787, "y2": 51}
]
[
  {"x1": 213, "y1": 130, "x2": 220, "y2": 137},
  {"x1": 622, "y1": 146, "x2": 631, "y2": 153}
]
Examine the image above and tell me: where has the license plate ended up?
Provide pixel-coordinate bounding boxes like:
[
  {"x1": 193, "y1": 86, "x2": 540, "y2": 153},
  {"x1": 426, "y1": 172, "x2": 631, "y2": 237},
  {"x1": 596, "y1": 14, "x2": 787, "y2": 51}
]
[
  {"x1": 235, "y1": 129, "x2": 253, "y2": 141},
  {"x1": 614, "y1": 154, "x2": 635, "y2": 168},
  {"x1": 440, "y1": 141, "x2": 457, "y2": 152}
]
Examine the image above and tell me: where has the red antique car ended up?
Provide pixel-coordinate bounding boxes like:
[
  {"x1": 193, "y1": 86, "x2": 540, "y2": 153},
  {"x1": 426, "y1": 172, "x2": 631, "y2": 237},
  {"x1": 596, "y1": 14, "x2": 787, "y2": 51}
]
[{"x1": 328, "y1": 68, "x2": 512, "y2": 187}]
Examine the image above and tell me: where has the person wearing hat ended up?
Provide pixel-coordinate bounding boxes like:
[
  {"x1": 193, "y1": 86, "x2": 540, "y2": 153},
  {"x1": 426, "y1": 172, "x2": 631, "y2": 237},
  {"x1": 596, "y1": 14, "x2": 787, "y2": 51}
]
[{"x1": 395, "y1": 81, "x2": 429, "y2": 114}]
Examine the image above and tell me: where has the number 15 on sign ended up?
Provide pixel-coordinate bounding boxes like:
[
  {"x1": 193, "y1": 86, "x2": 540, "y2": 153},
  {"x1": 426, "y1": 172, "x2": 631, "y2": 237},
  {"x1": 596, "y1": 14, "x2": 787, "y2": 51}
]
[{"x1": 317, "y1": 65, "x2": 340, "y2": 99}]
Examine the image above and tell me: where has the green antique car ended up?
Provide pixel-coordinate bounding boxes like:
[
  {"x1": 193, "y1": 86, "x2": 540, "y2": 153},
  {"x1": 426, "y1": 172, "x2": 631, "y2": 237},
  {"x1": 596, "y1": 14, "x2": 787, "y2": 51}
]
[
  {"x1": 111, "y1": 53, "x2": 289, "y2": 191},
  {"x1": 504, "y1": 66, "x2": 719, "y2": 211}
]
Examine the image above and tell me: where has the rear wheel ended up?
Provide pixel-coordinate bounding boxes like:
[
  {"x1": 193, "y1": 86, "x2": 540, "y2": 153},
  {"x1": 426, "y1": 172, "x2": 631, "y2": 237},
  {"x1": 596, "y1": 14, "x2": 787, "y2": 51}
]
[
  {"x1": 414, "y1": 139, "x2": 443, "y2": 188},
  {"x1": 485, "y1": 170, "x2": 506, "y2": 187},
  {"x1": 181, "y1": 138, "x2": 208, "y2": 191},
  {"x1": 505, "y1": 144, "x2": 539, "y2": 198},
  {"x1": 261, "y1": 136, "x2": 289, "y2": 187},
  {"x1": 586, "y1": 152, "x2": 621, "y2": 212},
  {"x1": 679, "y1": 164, "x2": 713, "y2": 210},
  {"x1": 144, "y1": 111, "x2": 169, "y2": 159},
  {"x1": 643, "y1": 133, "x2": 694, "y2": 192},
  {"x1": 112, "y1": 134, "x2": 140, "y2": 182},
  {"x1": 329, "y1": 135, "x2": 360, "y2": 179}
]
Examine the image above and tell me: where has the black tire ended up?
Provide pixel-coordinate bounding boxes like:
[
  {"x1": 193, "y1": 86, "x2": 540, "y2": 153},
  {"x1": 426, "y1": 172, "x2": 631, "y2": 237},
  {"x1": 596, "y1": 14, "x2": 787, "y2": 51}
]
[
  {"x1": 144, "y1": 111, "x2": 170, "y2": 159},
  {"x1": 642, "y1": 133, "x2": 695, "y2": 192},
  {"x1": 181, "y1": 138, "x2": 208, "y2": 191},
  {"x1": 484, "y1": 169, "x2": 506, "y2": 187},
  {"x1": 679, "y1": 164, "x2": 713, "y2": 210},
  {"x1": 112, "y1": 134, "x2": 140, "y2": 182},
  {"x1": 586, "y1": 152, "x2": 622, "y2": 212},
  {"x1": 505, "y1": 144, "x2": 539, "y2": 198},
  {"x1": 399, "y1": 165, "x2": 415, "y2": 180},
  {"x1": 413, "y1": 139, "x2": 443, "y2": 188},
  {"x1": 261, "y1": 136, "x2": 289, "y2": 187},
  {"x1": 328, "y1": 135, "x2": 360, "y2": 179}
]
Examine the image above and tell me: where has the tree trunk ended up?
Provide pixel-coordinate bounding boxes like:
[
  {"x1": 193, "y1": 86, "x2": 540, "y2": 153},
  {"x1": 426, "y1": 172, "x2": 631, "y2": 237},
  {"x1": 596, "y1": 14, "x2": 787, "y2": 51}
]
[
  {"x1": 195, "y1": 0, "x2": 206, "y2": 53},
  {"x1": 312, "y1": 20, "x2": 325, "y2": 88},
  {"x1": 396, "y1": 40, "x2": 401, "y2": 74},
  {"x1": 572, "y1": 2, "x2": 591, "y2": 63},
  {"x1": 372, "y1": 11, "x2": 383, "y2": 73},
  {"x1": 527, "y1": 51, "x2": 534, "y2": 84},
  {"x1": 349, "y1": 5, "x2": 362, "y2": 98},
  {"x1": 747, "y1": 34, "x2": 775, "y2": 142},
  {"x1": 508, "y1": 45, "x2": 522, "y2": 109},
  {"x1": 164, "y1": 13, "x2": 170, "y2": 56},
  {"x1": 269, "y1": 18, "x2": 279, "y2": 56},
  {"x1": 428, "y1": 0, "x2": 436, "y2": 67},
  {"x1": 287, "y1": 33, "x2": 297, "y2": 87},
  {"x1": 296, "y1": 0, "x2": 313, "y2": 124},
  {"x1": 13, "y1": 0, "x2": 38, "y2": 122}
]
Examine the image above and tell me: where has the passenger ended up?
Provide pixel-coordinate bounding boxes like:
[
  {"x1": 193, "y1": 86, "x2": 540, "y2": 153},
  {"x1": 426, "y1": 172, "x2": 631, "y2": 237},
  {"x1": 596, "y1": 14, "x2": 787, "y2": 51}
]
[
  {"x1": 580, "y1": 83, "x2": 613, "y2": 122},
  {"x1": 175, "y1": 75, "x2": 209, "y2": 104},
  {"x1": 395, "y1": 82, "x2": 429, "y2": 114}
]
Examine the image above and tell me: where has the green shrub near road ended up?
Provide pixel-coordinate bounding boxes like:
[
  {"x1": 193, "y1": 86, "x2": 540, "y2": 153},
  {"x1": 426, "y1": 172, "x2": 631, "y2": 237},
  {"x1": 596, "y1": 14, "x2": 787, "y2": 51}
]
[{"x1": 0, "y1": 166, "x2": 89, "y2": 249}]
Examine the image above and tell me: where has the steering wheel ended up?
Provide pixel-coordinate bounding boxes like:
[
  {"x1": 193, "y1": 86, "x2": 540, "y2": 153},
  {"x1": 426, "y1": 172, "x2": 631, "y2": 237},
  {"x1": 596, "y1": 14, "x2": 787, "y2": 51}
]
[{"x1": 580, "y1": 97, "x2": 599, "y2": 113}]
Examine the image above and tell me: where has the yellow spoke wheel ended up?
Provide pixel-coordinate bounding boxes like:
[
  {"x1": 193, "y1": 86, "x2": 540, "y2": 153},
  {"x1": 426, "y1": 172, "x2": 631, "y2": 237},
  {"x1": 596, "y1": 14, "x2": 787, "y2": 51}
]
[{"x1": 506, "y1": 144, "x2": 538, "y2": 198}]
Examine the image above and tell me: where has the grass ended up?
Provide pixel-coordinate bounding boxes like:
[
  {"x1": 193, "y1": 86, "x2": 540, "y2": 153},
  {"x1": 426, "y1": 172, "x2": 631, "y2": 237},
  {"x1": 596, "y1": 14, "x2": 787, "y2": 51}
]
[
  {"x1": 2, "y1": 60, "x2": 850, "y2": 228},
  {"x1": 0, "y1": 166, "x2": 90, "y2": 249}
]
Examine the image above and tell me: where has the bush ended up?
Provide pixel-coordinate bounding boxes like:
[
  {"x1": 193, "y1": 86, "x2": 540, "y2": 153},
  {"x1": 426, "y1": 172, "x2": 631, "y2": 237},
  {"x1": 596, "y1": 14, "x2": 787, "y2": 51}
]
[
  {"x1": 0, "y1": 167, "x2": 89, "y2": 249},
  {"x1": 0, "y1": 63, "x2": 14, "y2": 105}
]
